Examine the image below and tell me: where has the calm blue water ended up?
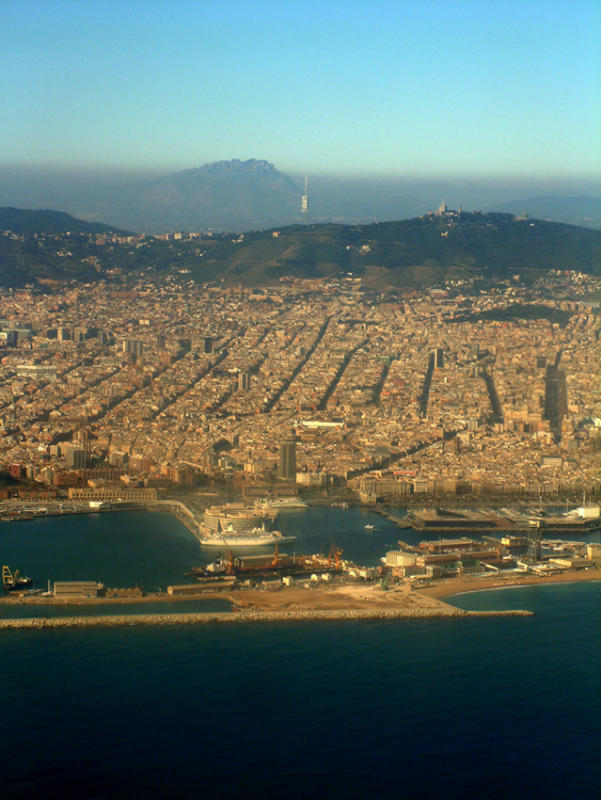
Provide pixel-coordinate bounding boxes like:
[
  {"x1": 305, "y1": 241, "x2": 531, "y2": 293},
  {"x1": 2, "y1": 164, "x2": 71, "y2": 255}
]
[
  {"x1": 0, "y1": 510, "x2": 599, "y2": 798},
  {"x1": 0, "y1": 506, "x2": 405, "y2": 590},
  {"x1": 0, "y1": 510, "x2": 201, "y2": 590}
]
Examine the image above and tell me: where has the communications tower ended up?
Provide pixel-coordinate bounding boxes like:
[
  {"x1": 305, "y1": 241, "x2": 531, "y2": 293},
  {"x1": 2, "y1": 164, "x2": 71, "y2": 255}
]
[{"x1": 301, "y1": 176, "x2": 309, "y2": 216}]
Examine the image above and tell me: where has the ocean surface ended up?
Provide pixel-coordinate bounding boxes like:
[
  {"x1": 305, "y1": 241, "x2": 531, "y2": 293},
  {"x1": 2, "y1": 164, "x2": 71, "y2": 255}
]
[{"x1": 0, "y1": 508, "x2": 599, "y2": 798}]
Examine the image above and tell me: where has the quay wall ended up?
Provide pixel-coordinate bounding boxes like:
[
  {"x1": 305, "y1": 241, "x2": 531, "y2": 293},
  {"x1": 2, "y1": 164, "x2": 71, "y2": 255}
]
[{"x1": 0, "y1": 608, "x2": 533, "y2": 630}]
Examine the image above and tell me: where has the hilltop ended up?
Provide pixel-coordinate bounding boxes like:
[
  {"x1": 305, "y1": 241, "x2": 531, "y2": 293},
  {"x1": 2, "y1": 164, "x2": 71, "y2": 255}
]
[
  {"x1": 188, "y1": 210, "x2": 601, "y2": 286},
  {"x1": 0, "y1": 209, "x2": 599, "y2": 288},
  {"x1": 0, "y1": 207, "x2": 126, "y2": 236}
]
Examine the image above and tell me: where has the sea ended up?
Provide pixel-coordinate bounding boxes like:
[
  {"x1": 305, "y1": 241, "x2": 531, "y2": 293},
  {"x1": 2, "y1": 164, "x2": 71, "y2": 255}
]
[{"x1": 0, "y1": 507, "x2": 599, "y2": 799}]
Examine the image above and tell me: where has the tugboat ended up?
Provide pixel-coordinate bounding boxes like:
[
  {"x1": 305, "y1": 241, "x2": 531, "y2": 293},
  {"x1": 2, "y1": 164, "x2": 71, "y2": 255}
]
[{"x1": 2, "y1": 565, "x2": 33, "y2": 592}]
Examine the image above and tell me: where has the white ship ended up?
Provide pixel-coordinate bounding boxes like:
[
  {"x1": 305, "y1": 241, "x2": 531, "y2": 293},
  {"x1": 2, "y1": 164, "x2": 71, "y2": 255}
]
[
  {"x1": 198, "y1": 524, "x2": 296, "y2": 547},
  {"x1": 202, "y1": 503, "x2": 268, "y2": 533},
  {"x1": 255, "y1": 496, "x2": 308, "y2": 512},
  {"x1": 197, "y1": 503, "x2": 295, "y2": 547}
]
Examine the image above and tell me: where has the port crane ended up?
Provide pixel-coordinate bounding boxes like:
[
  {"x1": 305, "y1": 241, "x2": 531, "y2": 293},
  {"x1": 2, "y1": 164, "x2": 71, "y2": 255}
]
[
  {"x1": 2, "y1": 565, "x2": 33, "y2": 591},
  {"x1": 2, "y1": 565, "x2": 15, "y2": 586},
  {"x1": 327, "y1": 538, "x2": 343, "y2": 570}
]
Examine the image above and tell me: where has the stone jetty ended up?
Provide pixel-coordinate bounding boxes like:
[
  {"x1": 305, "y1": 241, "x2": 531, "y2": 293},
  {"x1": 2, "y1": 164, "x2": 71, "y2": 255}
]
[{"x1": 0, "y1": 607, "x2": 533, "y2": 630}]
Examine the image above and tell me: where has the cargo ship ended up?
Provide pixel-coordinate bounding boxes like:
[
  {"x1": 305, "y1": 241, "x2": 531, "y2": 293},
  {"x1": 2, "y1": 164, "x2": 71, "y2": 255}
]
[{"x1": 198, "y1": 541, "x2": 344, "y2": 578}]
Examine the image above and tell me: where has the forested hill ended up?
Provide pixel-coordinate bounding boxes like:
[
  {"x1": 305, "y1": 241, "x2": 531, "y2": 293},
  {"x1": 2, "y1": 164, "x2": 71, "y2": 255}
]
[
  {"x1": 206, "y1": 212, "x2": 600, "y2": 283},
  {"x1": 0, "y1": 207, "x2": 125, "y2": 235},
  {"x1": 0, "y1": 210, "x2": 599, "y2": 287}
]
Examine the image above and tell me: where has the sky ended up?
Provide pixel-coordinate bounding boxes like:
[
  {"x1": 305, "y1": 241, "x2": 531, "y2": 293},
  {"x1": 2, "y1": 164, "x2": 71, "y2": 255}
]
[{"x1": 2, "y1": 0, "x2": 600, "y2": 180}]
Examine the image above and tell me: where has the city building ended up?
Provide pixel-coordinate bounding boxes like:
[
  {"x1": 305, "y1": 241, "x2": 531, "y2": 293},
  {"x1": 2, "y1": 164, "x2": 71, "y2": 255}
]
[{"x1": 279, "y1": 438, "x2": 296, "y2": 480}]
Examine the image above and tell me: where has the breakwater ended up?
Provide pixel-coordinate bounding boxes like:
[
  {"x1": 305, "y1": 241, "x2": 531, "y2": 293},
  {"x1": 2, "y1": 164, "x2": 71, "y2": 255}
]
[{"x1": 0, "y1": 607, "x2": 533, "y2": 630}]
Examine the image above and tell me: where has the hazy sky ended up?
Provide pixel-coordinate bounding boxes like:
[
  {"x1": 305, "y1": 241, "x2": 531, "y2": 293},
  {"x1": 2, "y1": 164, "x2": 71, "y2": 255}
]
[{"x1": 3, "y1": 0, "x2": 600, "y2": 179}]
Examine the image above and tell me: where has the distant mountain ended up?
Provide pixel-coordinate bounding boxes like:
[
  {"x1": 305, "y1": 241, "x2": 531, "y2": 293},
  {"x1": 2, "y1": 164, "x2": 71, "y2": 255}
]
[
  {"x1": 0, "y1": 206, "x2": 125, "y2": 235},
  {"x1": 94, "y1": 159, "x2": 303, "y2": 233},
  {"x1": 1, "y1": 165, "x2": 599, "y2": 234},
  {"x1": 487, "y1": 196, "x2": 601, "y2": 229}
]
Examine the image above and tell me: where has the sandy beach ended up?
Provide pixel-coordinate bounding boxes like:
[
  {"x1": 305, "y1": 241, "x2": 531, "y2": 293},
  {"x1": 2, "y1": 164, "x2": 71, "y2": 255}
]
[
  {"x1": 1, "y1": 569, "x2": 599, "y2": 629},
  {"x1": 414, "y1": 567, "x2": 601, "y2": 599}
]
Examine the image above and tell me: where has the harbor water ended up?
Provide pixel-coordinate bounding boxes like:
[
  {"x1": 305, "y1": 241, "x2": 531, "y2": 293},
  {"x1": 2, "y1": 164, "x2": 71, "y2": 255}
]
[
  {"x1": 0, "y1": 507, "x2": 599, "y2": 798},
  {"x1": 0, "y1": 505, "x2": 411, "y2": 591}
]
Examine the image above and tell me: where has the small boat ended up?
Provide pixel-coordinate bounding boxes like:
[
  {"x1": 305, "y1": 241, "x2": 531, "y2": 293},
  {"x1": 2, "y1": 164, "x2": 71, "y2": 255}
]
[{"x1": 364, "y1": 524, "x2": 376, "y2": 531}]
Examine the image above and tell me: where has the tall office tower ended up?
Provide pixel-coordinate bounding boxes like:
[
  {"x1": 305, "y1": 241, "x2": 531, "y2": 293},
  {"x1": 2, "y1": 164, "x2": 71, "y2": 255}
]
[
  {"x1": 544, "y1": 365, "x2": 568, "y2": 435},
  {"x1": 74, "y1": 429, "x2": 88, "y2": 447},
  {"x1": 278, "y1": 437, "x2": 296, "y2": 480},
  {"x1": 64, "y1": 446, "x2": 87, "y2": 469},
  {"x1": 433, "y1": 347, "x2": 444, "y2": 368},
  {"x1": 123, "y1": 339, "x2": 144, "y2": 358},
  {"x1": 203, "y1": 336, "x2": 214, "y2": 354},
  {"x1": 238, "y1": 371, "x2": 251, "y2": 391},
  {"x1": 301, "y1": 176, "x2": 309, "y2": 216}
]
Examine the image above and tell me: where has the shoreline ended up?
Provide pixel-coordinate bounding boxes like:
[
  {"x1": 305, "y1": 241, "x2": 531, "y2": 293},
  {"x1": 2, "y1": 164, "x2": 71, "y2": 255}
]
[
  {"x1": 445, "y1": 578, "x2": 601, "y2": 599},
  {"x1": 415, "y1": 568, "x2": 601, "y2": 599},
  {"x1": 3, "y1": 568, "x2": 600, "y2": 611}
]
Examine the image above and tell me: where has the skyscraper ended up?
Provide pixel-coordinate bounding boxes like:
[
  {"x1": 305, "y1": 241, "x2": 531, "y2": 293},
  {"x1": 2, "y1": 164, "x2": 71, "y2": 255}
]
[
  {"x1": 278, "y1": 437, "x2": 296, "y2": 480},
  {"x1": 122, "y1": 339, "x2": 143, "y2": 358},
  {"x1": 544, "y1": 365, "x2": 568, "y2": 437},
  {"x1": 64, "y1": 446, "x2": 87, "y2": 469}
]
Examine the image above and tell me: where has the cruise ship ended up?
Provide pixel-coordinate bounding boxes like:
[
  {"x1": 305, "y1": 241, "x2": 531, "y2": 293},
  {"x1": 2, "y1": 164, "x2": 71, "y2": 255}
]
[
  {"x1": 198, "y1": 524, "x2": 296, "y2": 547},
  {"x1": 202, "y1": 503, "x2": 269, "y2": 534},
  {"x1": 197, "y1": 503, "x2": 295, "y2": 547}
]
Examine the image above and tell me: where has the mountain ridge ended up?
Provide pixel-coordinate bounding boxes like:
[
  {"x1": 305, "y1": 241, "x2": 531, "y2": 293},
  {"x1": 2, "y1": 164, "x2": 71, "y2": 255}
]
[
  {"x1": 485, "y1": 195, "x2": 601, "y2": 229},
  {"x1": 1, "y1": 207, "x2": 599, "y2": 288},
  {"x1": 0, "y1": 161, "x2": 599, "y2": 232},
  {"x1": 95, "y1": 158, "x2": 302, "y2": 232},
  {"x1": 0, "y1": 206, "x2": 126, "y2": 235}
]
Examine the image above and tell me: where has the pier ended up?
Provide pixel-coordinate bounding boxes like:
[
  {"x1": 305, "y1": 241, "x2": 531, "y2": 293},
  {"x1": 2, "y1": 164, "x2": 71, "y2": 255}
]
[{"x1": 0, "y1": 607, "x2": 533, "y2": 630}]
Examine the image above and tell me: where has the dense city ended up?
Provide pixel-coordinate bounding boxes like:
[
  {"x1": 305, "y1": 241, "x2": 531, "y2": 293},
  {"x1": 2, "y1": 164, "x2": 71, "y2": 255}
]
[{"x1": 0, "y1": 268, "x2": 599, "y2": 504}]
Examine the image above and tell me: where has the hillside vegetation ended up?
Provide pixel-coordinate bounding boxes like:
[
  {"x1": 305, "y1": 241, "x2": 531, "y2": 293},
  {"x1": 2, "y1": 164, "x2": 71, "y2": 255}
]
[
  {"x1": 0, "y1": 207, "x2": 125, "y2": 235},
  {"x1": 0, "y1": 210, "x2": 599, "y2": 287}
]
